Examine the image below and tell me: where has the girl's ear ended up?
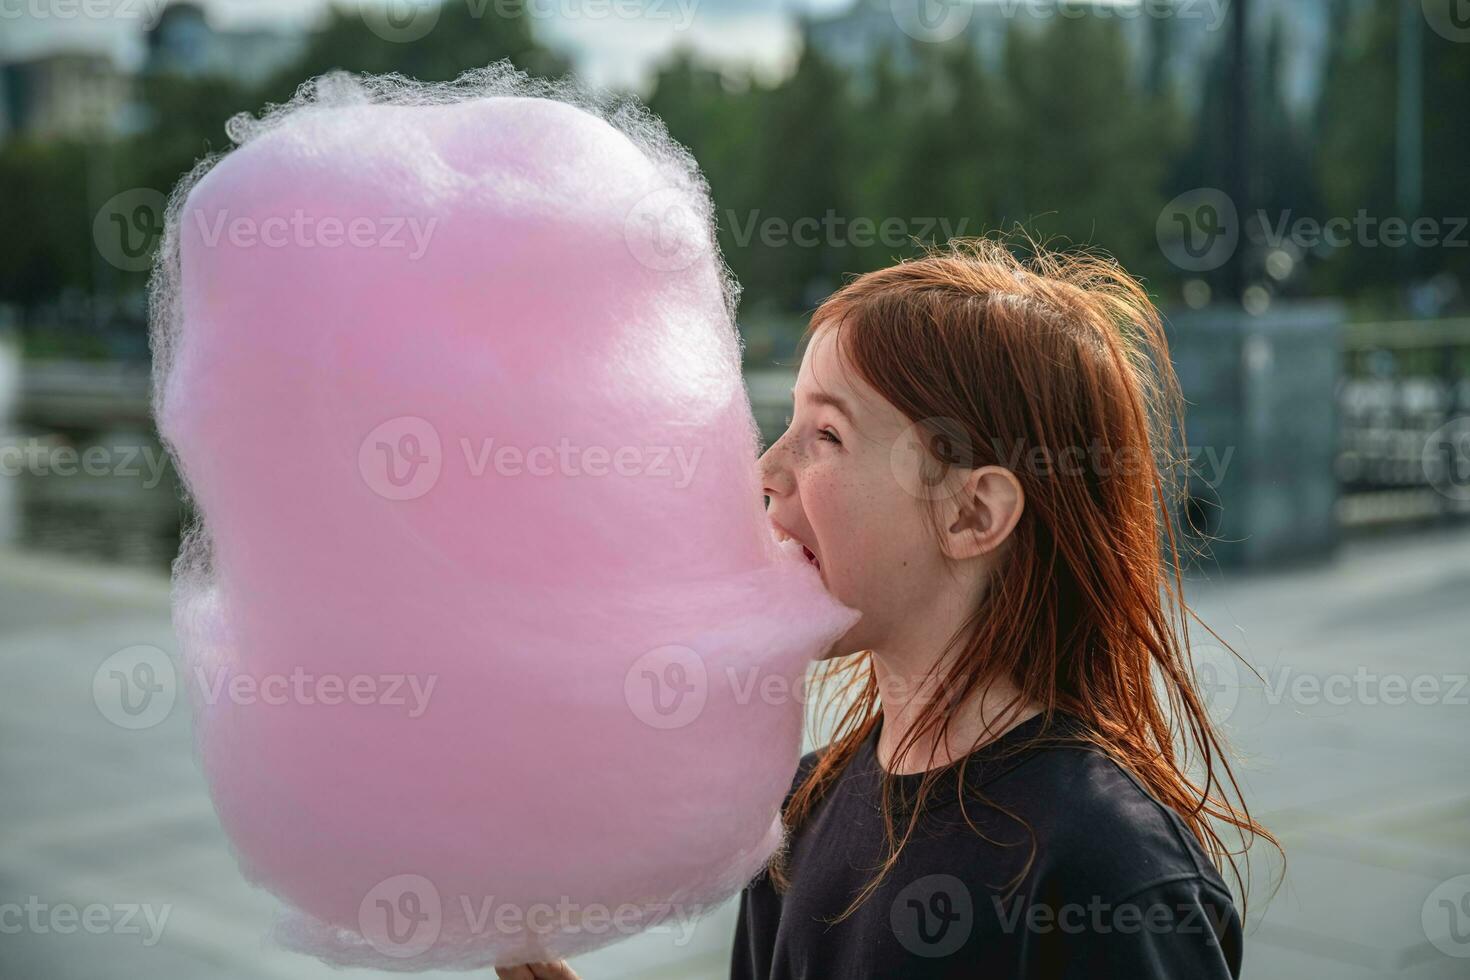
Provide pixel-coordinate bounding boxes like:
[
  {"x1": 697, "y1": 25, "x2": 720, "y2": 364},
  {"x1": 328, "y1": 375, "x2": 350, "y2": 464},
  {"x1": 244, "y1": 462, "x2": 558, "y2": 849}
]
[{"x1": 942, "y1": 466, "x2": 1025, "y2": 560}]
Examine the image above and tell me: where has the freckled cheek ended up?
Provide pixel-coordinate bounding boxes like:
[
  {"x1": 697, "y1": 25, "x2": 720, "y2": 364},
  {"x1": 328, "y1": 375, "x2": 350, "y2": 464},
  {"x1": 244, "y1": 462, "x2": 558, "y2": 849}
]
[
  {"x1": 819, "y1": 469, "x2": 927, "y2": 574},
  {"x1": 799, "y1": 466, "x2": 863, "y2": 559}
]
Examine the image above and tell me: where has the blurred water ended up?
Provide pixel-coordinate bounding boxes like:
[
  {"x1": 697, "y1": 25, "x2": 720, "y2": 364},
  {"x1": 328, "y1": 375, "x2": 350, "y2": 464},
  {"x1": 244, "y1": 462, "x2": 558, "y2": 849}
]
[
  {"x1": 0, "y1": 368, "x2": 792, "y2": 576},
  {"x1": 1, "y1": 428, "x2": 181, "y2": 571},
  {"x1": 0, "y1": 344, "x2": 180, "y2": 571}
]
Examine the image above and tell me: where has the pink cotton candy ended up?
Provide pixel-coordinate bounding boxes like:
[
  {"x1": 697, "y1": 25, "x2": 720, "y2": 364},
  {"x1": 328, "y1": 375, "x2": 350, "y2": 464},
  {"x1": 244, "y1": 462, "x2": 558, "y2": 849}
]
[{"x1": 148, "y1": 64, "x2": 858, "y2": 970}]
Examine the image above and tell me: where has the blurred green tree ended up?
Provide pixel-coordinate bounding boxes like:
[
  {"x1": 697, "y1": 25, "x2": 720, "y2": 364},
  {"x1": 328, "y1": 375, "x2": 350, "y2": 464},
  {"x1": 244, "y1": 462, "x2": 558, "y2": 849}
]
[
  {"x1": 997, "y1": 15, "x2": 1183, "y2": 285},
  {"x1": 255, "y1": 0, "x2": 568, "y2": 104},
  {"x1": 0, "y1": 140, "x2": 93, "y2": 326}
]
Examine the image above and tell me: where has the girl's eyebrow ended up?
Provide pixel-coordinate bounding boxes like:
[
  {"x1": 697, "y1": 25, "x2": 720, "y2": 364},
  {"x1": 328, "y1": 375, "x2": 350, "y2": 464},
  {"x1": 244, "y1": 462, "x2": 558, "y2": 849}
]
[{"x1": 791, "y1": 387, "x2": 856, "y2": 423}]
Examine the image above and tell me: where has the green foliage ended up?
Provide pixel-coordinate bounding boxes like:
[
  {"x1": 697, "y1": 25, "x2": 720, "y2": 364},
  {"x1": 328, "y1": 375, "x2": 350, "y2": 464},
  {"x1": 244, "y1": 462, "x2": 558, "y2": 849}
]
[
  {"x1": 254, "y1": 1, "x2": 568, "y2": 105},
  {"x1": 995, "y1": 16, "x2": 1180, "y2": 281},
  {"x1": 4, "y1": 1, "x2": 1467, "y2": 343},
  {"x1": 0, "y1": 0, "x2": 570, "y2": 341},
  {"x1": 649, "y1": 15, "x2": 1185, "y2": 314},
  {"x1": 1315, "y1": 2, "x2": 1396, "y2": 291},
  {"x1": 0, "y1": 140, "x2": 94, "y2": 315}
]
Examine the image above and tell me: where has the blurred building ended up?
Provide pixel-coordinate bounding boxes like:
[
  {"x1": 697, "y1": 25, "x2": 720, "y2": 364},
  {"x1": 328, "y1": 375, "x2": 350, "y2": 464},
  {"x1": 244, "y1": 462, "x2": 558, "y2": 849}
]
[
  {"x1": 806, "y1": 0, "x2": 1330, "y2": 114},
  {"x1": 0, "y1": 51, "x2": 134, "y2": 144},
  {"x1": 805, "y1": 0, "x2": 1011, "y2": 77},
  {"x1": 0, "y1": 2, "x2": 309, "y2": 146},
  {"x1": 143, "y1": 1, "x2": 307, "y2": 88}
]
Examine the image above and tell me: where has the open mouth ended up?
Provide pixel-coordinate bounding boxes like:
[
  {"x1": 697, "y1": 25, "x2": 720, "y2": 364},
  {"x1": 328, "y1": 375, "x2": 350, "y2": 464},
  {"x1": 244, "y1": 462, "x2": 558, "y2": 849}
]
[{"x1": 772, "y1": 523, "x2": 822, "y2": 571}]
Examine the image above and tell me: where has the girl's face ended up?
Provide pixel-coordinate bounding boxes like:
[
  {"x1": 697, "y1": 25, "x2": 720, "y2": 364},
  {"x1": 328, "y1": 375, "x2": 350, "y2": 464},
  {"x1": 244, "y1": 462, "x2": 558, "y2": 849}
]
[{"x1": 759, "y1": 327, "x2": 961, "y2": 658}]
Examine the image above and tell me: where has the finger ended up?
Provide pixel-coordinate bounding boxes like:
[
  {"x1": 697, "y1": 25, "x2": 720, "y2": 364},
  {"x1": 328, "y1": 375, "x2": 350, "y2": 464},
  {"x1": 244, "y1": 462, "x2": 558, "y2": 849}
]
[
  {"x1": 494, "y1": 967, "x2": 535, "y2": 980},
  {"x1": 527, "y1": 961, "x2": 581, "y2": 980}
]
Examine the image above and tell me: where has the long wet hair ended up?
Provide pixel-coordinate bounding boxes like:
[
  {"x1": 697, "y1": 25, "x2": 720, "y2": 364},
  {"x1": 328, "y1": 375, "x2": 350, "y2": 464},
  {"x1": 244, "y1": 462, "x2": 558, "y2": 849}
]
[{"x1": 768, "y1": 235, "x2": 1279, "y2": 920}]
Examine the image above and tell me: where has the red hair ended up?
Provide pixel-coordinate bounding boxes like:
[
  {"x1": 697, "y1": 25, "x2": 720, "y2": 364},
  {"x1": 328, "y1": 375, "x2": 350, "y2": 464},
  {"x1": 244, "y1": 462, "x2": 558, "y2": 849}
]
[{"x1": 770, "y1": 235, "x2": 1278, "y2": 917}]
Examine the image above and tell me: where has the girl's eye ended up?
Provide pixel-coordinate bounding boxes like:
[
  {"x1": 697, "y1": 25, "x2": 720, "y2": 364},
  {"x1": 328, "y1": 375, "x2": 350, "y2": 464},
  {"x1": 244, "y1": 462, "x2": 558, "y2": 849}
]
[{"x1": 781, "y1": 415, "x2": 839, "y2": 446}]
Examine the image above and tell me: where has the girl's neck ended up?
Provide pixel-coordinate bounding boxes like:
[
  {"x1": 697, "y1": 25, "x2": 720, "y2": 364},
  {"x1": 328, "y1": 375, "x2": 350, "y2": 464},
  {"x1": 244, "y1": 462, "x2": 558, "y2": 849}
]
[{"x1": 870, "y1": 650, "x2": 1040, "y2": 776}]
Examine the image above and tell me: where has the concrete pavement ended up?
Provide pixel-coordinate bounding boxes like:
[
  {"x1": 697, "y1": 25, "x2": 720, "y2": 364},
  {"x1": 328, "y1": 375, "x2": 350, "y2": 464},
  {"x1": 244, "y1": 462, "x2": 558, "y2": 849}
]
[{"x1": 1, "y1": 527, "x2": 1467, "y2": 979}]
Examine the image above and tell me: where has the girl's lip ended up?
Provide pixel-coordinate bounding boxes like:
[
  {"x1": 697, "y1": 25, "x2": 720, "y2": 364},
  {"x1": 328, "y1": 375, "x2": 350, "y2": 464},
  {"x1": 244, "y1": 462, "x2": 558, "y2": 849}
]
[{"x1": 770, "y1": 521, "x2": 821, "y2": 570}]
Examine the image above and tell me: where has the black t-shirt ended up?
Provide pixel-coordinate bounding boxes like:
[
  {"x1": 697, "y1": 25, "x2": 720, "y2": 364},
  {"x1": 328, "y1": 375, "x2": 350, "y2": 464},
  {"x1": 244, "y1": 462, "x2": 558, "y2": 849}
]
[{"x1": 731, "y1": 711, "x2": 1242, "y2": 979}]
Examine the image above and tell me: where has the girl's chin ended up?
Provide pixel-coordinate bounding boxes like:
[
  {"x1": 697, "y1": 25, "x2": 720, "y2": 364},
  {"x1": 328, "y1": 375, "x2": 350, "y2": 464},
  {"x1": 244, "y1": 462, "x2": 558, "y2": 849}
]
[{"x1": 816, "y1": 621, "x2": 865, "y2": 662}]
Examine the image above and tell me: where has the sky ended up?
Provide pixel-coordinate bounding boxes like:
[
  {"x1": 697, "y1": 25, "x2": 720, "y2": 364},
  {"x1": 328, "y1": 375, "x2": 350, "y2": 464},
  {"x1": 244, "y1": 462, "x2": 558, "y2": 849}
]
[{"x1": 0, "y1": 0, "x2": 855, "y2": 88}]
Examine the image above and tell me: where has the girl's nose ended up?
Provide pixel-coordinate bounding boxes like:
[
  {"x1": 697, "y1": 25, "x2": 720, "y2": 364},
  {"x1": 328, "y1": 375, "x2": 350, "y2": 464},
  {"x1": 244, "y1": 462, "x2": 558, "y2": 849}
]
[{"x1": 758, "y1": 437, "x2": 795, "y2": 499}]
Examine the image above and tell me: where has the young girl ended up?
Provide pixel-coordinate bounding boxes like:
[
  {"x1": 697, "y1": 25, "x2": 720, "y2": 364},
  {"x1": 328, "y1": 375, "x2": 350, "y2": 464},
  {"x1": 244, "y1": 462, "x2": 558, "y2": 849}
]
[{"x1": 498, "y1": 238, "x2": 1274, "y2": 980}]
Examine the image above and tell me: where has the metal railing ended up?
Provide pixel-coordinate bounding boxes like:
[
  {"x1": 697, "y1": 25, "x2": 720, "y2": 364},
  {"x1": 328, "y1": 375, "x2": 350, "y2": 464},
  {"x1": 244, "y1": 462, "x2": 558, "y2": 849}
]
[{"x1": 1337, "y1": 318, "x2": 1470, "y2": 525}]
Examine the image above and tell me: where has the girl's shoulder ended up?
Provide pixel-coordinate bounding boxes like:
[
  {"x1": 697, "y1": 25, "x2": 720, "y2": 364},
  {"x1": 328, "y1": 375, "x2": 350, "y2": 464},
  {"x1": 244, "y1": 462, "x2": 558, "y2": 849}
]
[
  {"x1": 988, "y1": 734, "x2": 1234, "y2": 905},
  {"x1": 796, "y1": 713, "x2": 1233, "y2": 903}
]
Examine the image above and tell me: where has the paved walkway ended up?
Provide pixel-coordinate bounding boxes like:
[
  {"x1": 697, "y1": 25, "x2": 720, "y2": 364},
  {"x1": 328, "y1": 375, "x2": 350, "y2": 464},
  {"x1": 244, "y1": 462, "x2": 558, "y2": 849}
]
[{"x1": 1, "y1": 528, "x2": 1466, "y2": 978}]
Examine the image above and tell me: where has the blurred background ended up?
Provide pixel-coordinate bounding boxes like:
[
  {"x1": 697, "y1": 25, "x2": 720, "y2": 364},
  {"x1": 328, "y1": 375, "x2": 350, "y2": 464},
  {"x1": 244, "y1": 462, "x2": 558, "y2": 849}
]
[{"x1": 0, "y1": 0, "x2": 1466, "y2": 978}]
